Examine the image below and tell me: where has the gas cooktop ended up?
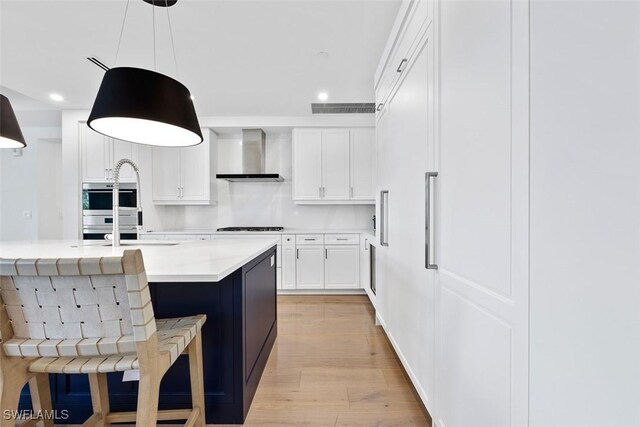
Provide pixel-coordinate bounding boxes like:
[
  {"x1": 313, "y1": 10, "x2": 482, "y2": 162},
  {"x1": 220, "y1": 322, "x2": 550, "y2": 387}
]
[{"x1": 217, "y1": 227, "x2": 284, "y2": 232}]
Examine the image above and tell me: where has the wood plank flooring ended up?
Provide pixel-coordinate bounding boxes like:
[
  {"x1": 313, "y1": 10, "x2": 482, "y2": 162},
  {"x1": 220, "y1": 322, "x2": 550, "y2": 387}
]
[{"x1": 239, "y1": 295, "x2": 431, "y2": 427}]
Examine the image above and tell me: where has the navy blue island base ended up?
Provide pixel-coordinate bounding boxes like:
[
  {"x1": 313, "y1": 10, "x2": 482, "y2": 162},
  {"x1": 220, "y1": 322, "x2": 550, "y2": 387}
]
[{"x1": 19, "y1": 245, "x2": 278, "y2": 425}]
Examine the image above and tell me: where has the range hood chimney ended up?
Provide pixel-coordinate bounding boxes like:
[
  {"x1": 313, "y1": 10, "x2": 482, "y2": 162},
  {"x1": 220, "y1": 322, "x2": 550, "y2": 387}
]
[{"x1": 216, "y1": 129, "x2": 284, "y2": 182}]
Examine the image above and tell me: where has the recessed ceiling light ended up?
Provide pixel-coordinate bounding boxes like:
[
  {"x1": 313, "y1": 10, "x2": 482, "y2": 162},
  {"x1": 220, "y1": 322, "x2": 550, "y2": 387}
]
[
  {"x1": 49, "y1": 93, "x2": 64, "y2": 102},
  {"x1": 318, "y1": 92, "x2": 329, "y2": 101}
]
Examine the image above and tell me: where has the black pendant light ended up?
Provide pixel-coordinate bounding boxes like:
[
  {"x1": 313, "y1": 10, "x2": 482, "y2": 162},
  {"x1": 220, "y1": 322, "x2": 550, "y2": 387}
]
[
  {"x1": 0, "y1": 94, "x2": 27, "y2": 149},
  {"x1": 88, "y1": 0, "x2": 202, "y2": 147}
]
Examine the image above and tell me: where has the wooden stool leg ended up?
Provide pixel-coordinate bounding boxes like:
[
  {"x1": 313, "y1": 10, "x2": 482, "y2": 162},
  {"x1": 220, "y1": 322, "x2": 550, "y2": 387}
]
[
  {"x1": 135, "y1": 372, "x2": 160, "y2": 426},
  {"x1": 188, "y1": 332, "x2": 206, "y2": 427},
  {"x1": 28, "y1": 374, "x2": 53, "y2": 427},
  {"x1": 0, "y1": 368, "x2": 28, "y2": 427},
  {"x1": 88, "y1": 373, "x2": 110, "y2": 427}
]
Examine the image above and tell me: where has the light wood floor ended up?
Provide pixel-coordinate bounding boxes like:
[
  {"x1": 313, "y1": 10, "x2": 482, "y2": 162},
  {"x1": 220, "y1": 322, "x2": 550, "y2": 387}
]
[{"x1": 238, "y1": 295, "x2": 431, "y2": 427}]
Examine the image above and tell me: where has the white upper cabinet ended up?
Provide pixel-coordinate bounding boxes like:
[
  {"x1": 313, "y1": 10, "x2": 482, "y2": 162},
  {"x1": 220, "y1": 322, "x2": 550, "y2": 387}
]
[
  {"x1": 80, "y1": 124, "x2": 139, "y2": 183},
  {"x1": 321, "y1": 129, "x2": 350, "y2": 200},
  {"x1": 152, "y1": 129, "x2": 218, "y2": 205},
  {"x1": 292, "y1": 127, "x2": 375, "y2": 204},
  {"x1": 350, "y1": 128, "x2": 375, "y2": 200},
  {"x1": 292, "y1": 129, "x2": 322, "y2": 200}
]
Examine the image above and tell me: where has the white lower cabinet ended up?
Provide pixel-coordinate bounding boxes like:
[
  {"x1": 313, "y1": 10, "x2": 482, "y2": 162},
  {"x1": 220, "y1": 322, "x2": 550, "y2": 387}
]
[
  {"x1": 324, "y1": 245, "x2": 360, "y2": 289},
  {"x1": 295, "y1": 245, "x2": 325, "y2": 289},
  {"x1": 281, "y1": 235, "x2": 297, "y2": 290},
  {"x1": 140, "y1": 232, "x2": 364, "y2": 291}
]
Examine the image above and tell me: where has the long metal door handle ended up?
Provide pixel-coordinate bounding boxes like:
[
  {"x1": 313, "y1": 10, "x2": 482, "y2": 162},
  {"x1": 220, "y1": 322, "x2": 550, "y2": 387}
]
[
  {"x1": 380, "y1": 190, "x2": 389, "y2": 246},
  {"x1": 325, "y1": 248, "x2": 328, "y2": 259},
  {"x1": 296, "y1": 249, "x2": 299, "y2": 259},
  {"x1": 425, "y1": 172, "x2": 438, "y2": 269}
]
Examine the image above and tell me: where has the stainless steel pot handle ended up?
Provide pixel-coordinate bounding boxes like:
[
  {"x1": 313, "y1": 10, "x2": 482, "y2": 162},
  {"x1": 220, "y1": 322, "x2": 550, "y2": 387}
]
[
  {"x1": 380, "y1": 190, "x2": 389, "y2": 246},
  {"x1": 425, "y1": 172, "x2": 438, "y2": 269}
]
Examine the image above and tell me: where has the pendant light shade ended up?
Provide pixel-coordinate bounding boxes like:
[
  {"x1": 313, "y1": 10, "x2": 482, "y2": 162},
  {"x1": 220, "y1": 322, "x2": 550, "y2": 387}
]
[
  {"x1": 88, "y1": 67, "x2": 202, "y2": 147},
  {"x1": 0, "y1": 94, "x2": 27, "y2": 149}
]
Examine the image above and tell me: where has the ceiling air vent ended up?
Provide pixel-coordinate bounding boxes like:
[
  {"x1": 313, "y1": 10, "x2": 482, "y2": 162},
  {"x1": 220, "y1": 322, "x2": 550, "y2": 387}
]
[{"x1": 311, "y1": 103, "x2": 375, "y2": 114}]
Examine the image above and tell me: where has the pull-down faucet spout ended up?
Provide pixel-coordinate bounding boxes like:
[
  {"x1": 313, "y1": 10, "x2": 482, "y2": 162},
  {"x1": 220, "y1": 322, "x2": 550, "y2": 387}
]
[{"x1": 112, "y1": 159, "x2": 142, "y2": 248}]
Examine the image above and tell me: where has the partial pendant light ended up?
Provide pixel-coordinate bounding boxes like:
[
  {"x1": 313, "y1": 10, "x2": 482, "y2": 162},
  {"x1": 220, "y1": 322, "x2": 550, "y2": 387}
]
[
  {"x1": 88, "y1": 0, "x2": 202, "y2": 147},
  {"x1": 0, "y1": 94, "x2": 27, "y2": 149}
]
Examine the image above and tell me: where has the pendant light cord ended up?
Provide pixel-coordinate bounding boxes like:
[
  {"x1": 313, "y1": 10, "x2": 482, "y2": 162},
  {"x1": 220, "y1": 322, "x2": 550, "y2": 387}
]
[
  {"x1": 114, "y1": 0, "x2": 131, "y2": 66},
  {"x1": 152, "y1": 2, "x2": 157, "y2": 70},
  {"x1": 165, "y1": 0, "x2": 179, "y2": 76}
]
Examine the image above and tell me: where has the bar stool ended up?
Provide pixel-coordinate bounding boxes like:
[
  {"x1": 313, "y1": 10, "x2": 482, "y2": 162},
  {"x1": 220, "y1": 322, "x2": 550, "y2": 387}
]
[{"x1": 0, "y1": 250, "x2": 206, "y2": 427}]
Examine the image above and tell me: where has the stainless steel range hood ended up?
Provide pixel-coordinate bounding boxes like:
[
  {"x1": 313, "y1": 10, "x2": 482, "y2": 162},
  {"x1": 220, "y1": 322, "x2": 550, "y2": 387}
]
[{"x1": 216, "y1": 129, "x2": 284, "y2": 182}]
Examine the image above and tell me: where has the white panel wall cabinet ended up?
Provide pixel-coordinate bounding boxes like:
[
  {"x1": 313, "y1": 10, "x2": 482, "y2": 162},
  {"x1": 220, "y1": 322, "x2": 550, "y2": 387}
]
[
  {"x1": 371, "y1": 0, "x2": 640, "y2": 425},
  {"x1": 375, "y1": 29, "x2": 436, "y2": 415},
  {"x1": 295, "y1": 245, "x2": 324, "y2": 289},
  {"x1": 152, "y1": 129, "x2": 218, "y2": 205},
  {"x1": 321, "y1": 129, "x2": 350, "y2": 200},
  {"x1": 324, "y1": 245, "x2": 360, "y2": 289},
  {"x1": 292, "y1": 129, "x2": 322, "y2": 200},
  {"x1": 350, "y1": 128, "x2": 375, "y2": 200},
  {"x1": 80, "y1": 124, "x2": 139, "y2": 183},
  {"x1": 292, "y1": 128, "x2": 375, "y2": 204}
]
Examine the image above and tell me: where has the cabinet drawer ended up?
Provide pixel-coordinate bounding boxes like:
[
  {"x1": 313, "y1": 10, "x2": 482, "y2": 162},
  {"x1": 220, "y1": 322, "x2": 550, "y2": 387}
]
[
  {"x1": 296, "y1": 234, "x2": 324, "y2": 245},
  {"x1": 325, "y1": 234, "x2": 360, "y2": 245}
]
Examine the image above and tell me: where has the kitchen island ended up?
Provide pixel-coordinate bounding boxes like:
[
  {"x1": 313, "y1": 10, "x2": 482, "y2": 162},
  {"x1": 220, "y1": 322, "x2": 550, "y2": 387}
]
[{"x1": 0, "y1": 238, "x2": 279, "y2": 424}]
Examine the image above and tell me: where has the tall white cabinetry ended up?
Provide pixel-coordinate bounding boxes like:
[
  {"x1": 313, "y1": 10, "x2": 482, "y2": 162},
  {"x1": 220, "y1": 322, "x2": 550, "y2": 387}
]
[
  {"x1": 376, "y1": 1, "x2": 640, "y2": 427},
  {"x1": 80, "y1": 124, "x2": 138, "y2": 183},
  {"x1": 375, "y1": 1, "x2": 527, "y2": 426},
  {"x1": 292, "y1": 128, "x2": 375, "y2": 204},
  {"x1": 152, "y1": 129, "x2": 218, "y2": 205}
]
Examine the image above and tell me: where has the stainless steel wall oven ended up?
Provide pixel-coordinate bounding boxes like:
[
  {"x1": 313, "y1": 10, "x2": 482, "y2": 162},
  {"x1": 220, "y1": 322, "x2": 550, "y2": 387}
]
[{"x1": 82, "y1": 183, "x2": 138, "y2": 240}]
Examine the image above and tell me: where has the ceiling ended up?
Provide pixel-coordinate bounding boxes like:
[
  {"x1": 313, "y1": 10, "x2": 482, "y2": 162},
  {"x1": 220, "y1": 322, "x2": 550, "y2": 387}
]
[{"x1": 0, "y1": 0, "x2": 400, "y2": 116}]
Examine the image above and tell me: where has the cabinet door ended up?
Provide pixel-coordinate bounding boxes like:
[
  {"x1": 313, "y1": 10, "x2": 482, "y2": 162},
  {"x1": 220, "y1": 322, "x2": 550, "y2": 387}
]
[
  {"x1": 81, "y1": 125, "x2": 109, "y2": 182},
  {"x1": 324, "y1": 245, "x2": 360, "y2": 289},
  {"x1": 180, "y1": 142, "x2": 209, "y2": 202},
  {"x1": 350, "y1": 128, "x2": 375, "y2": 200},
  {"x1": 295, "y1": 245, "x2": 324, "y2": 289},
  {"x1": 293, "y1": 129, "x2": 322, "y2": 200},
  {"x1": 152, "y1": 147, "x2": 181, "y2": 202},
  {"x1": 321, "y1": 129, "x2": 350, "y2": 200},
  {"x1": 378, "y1": 39, "x2": 436, "y2": 410},
  {"x1": 436, "y1": 1, "x2": 529, "y2": 425},
  {"x1": 111, "y1": 139, "x2": 138, "y2": 183},
  {"x1": 281, "y1": 245, "x2": 297, "y2": 290}
]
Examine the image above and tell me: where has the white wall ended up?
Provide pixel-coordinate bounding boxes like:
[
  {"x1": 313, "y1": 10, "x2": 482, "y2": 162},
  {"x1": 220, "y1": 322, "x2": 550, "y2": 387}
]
[
  {"x1": 139, "y1": 131, "x2": 375, "y2": 231},
  {"x1": 530, "y1": 1, "x2": 640, "y2": 426},
  {"x1": 0, "y1": 114, "x2": 62, "y2": 241}
]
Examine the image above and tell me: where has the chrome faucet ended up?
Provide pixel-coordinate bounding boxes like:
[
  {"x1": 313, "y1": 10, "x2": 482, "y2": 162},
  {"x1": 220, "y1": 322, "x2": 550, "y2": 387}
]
[{"x1": 112, "y1": 158, "x2": 143, "y2": 248}]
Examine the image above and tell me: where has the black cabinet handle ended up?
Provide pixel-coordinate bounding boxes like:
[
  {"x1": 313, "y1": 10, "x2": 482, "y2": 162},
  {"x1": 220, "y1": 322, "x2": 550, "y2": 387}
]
[
  {"x1": 296, "y1": 249, "x2": 299, "y2": 259},
  {"x1": 397, "y1": 58, "x2": 408, "y2": 73},
  {"x1": 376, "y1": 103, "x2": 384, "y2": 112}
]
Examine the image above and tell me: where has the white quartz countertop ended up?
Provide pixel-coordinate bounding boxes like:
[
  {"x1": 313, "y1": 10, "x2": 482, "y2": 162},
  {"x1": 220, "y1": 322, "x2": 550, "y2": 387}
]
[{"x1": 0, "y1": 238, "x2": 279, "y2": 283}]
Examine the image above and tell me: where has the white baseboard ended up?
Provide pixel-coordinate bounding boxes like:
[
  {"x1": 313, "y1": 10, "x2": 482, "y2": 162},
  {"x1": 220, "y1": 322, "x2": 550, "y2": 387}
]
[{"x1": 277, "y1": 289, "x2": 366, "y2": 295}]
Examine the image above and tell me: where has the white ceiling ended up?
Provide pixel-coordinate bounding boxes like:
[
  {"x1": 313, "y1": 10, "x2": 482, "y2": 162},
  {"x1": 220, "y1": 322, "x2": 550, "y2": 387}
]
[{"x1": 0, "y1": 0, "x2": 400, "y2": 116}]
